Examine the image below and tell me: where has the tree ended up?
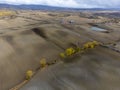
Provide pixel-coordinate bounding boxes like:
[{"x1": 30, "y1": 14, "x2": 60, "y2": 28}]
[
  {"x1": 26, "y1": 70, "x2": 33, "y2": 80},
  {"x1": 40, "y1": 58, "x2": 47, "y2": 68},
  {"x1": 60, "y1": 53, "x2": 66, "y2": 58},
  {"x1": 65, "y1": 47, "x2": 75, "y2": 56}
]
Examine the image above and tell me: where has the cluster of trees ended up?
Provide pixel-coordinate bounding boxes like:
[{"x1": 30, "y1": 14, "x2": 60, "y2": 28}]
[
  {"x1": 60, "y1": 47, "x2": 81, "y2": 58},
  {"x1": 83, "y1": 41, "x2": 100, "y2": 49},
  {"x1": 60, "y1": 41, "x2": 100, "y2": 59},
  {"x1": 26, "y1": 41, "x2": 100, "y2": 80}
]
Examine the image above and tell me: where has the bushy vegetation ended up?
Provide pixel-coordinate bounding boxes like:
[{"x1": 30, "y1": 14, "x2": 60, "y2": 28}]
[
  {"x1": 60, "y1": 41, "x2": 100, "y2": 59},
  {"x1": 26, "y1": 70, "x2": 33, "y2": 80},
  {"x1": 40, "y1": 58, "x2": 47, "y2": 68},
  {"x1": 60, "y1": 47, "x2": 81, "y2": 59},
  {"x1": 60, "y1": 53, "x2": 66, "y2": 58},
  {"x1": 65, "y1": 47, "x2": 76, "y2": 56},
  {"x1": 83, "y1": 41, "x2": 100, "y2": 49}
]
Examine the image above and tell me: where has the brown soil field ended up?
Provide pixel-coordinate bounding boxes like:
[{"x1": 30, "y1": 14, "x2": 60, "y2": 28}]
[{"x1": 0, "y1": 10, "x2": 120, "y2": 90}]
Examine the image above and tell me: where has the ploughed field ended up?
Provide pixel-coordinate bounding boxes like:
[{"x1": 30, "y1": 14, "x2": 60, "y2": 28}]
[{"x1": 0, "y1": 10, "x2": 120, "y2": 90}]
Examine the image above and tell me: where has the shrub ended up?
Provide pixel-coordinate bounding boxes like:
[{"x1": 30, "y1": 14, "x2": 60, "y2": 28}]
[
  {"x1": 83, "y1": 43, "x2": 90, "y2": 49},
  {"x1": 83, "y1": 41, "x2": 98, "y2": 49},
  {"x1": 75, "y1": 47, "x2": 81, "y2": 53},
  {"x1": 60, "y1": 47, "x2": 82, "y2": 59},
  {"x1": 26, "y1": 70, "x2": 33, "y2": 80},
  {"x1": 75, "y1": 47, "x2": 85, "y2": 53},
  {"x1": 60, "y1": 53, "x2": 66, "y2": 58},
  {"x1": 40, "y1": 58, "x2": 47, "y2": 68},
  {"x1": 83, "y1": 41, "x2": 101, "y2": 50},
  {"x1": 65, "y1": 47, "x2": 75, "y2": 56}
]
